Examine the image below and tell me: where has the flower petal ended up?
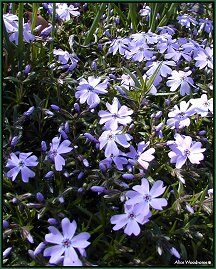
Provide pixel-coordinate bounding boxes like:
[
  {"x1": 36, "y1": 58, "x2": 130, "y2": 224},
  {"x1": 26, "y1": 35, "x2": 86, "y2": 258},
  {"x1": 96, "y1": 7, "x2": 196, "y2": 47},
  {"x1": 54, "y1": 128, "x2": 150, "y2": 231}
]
[{"x1": 61, "y1": 218, "x2": 77, "y2": 239}]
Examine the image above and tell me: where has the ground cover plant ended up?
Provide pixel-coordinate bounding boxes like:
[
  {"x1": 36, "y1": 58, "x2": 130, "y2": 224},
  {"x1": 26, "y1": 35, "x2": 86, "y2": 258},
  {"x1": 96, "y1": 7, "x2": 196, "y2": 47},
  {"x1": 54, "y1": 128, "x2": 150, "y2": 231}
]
[{"x1": 2, "y1": 2, "x2": 214, "y2": 267}]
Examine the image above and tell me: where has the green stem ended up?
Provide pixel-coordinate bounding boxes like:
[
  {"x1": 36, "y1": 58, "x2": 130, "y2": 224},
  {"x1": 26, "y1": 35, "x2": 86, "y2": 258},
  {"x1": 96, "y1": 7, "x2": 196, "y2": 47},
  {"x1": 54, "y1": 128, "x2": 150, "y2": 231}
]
[
  {"x1": 83, "y1": 3, "x2": 106, "y2": 46},
  {"x1": 129, "y1": 3, "x2": 138, "y2": 32}
]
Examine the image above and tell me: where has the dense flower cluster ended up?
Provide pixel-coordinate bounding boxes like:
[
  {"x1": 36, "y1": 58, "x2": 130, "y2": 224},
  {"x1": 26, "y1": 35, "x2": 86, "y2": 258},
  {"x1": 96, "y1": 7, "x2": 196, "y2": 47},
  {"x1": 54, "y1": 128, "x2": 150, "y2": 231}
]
[{"x1": 3, "y1": 2, "x2": 213, "y2": 267}]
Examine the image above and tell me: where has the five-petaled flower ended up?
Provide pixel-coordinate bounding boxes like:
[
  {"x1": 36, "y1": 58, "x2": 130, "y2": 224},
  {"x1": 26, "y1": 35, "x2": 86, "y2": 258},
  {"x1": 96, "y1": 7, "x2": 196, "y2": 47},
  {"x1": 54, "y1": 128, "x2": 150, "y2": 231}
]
[
  {"x1": 6, "y1": 152, "x2": 38, "y2": 183},
  {"x1": 43, "y1": 218, "x2": 90, "y2": 266},
  {"x1": 125, "y1": 178, "x2": 167, "y2": 215},
  {"x1": 48, "y1": 137, "x2": 73, "y2": 171}
]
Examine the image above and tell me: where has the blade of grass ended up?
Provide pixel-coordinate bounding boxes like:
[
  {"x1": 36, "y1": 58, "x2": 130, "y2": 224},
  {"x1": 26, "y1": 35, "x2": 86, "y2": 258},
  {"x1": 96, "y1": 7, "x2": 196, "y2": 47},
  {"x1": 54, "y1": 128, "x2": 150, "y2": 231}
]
[
  {"x1": 83, "y1": 3, "x2": 106, "y2": 46},
  {"x1": 149, "y1": 3, "x2": 158, "y2": 32},
  {"x1": 158, "y1": 3, "x2": 179, "y2": 27},
  {"x1": 18, "y1": 3, "x2": 24, "y2": 70},
  {"x1": 12, "y1": 3, "x2": 16, "y2": 14},
  {"x1": 129, "y1": 3, "x2": 138, "y2": 32}
]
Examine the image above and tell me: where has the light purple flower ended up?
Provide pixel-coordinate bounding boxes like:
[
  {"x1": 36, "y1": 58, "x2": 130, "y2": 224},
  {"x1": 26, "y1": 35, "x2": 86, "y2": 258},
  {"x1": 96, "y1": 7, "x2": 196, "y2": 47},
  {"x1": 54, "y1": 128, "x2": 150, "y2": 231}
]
[
  {"x1": 100, "y1": 153, "x2": 128, "y2": 171},
  {"x1": 98, "y1": 97, "x2": 133, "y2": 130},
  {"x1": 194, "y1": 47, "x2": 213, "y2": 69},
  {"x1": 53, "y1": 49, "x2": 78, "y2": 65},
  {"x1": 3, "y1": 13, "x2": 18, "y2": 33},
  {"x1": 167, "y1": 101, "x2": 195, "y2": 129},
  {"x1": 146, "y1": 61, "x2": 176, "y2": 78},
  {"x1": 166, "y1": 70, "x2": 194, "y2": 96},
  {"x1": 139, "y1": 5, "x2": 151, "y2": 17},
  {"x1": 125, "y1": 178, "x2": 167, "y2": 215},
  {"x1": 120, "y1": 74, "x2": 135, "y2": 90},
  {"x1": 75, "y1": 76, "x2": 108, "y2": 107},
  {"x1": 177, "y1": 14, "x2": 198, "y2": 28},
  {"x1": 168, "y1": 134, "x2": 206, "y2": 168},
  {"x1": 190, "y1": 94, "x2": 213, "y2": 116},
  {"x1": 6, "y1": 152, "x2": 38, "y2": 183},
  {"x1": 98, "y1": 128, "x2": 132, "y2": 157},
  {"x1": 43, "y1": 218, "x2": 90, "y2": 266},
  {"x1": 126, "y1": 142, "x2": 155, "y2": 170},
  {"x1": 56, "y1": 3, "x2": 80, "y2": 21},
  {"x1": 126, "y1": 41, "x2": 153, "y2": 62},
  {"x1": 108, "y1": 37, "x2": 130, "y2": 55},
  {"x1": 198, "y1": 18, "x2": 213, "y2": 34},
  {"x1": 110, "y1": 204, "x2": 151, "y2": 236},
  {"x1": 48, "y1": 137, "x2": 73, "y2": 171},
  {"x1": 9, "y1": 22, "x2": 35, "y2": 45}
]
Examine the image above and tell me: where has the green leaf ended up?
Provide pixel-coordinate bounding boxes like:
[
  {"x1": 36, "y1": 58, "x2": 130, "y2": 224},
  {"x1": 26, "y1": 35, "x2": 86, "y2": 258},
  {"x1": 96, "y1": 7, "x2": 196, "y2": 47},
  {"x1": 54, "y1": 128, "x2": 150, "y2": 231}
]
[{"x1": 146, "y1": 62, "x2": 162, "y2": 93}]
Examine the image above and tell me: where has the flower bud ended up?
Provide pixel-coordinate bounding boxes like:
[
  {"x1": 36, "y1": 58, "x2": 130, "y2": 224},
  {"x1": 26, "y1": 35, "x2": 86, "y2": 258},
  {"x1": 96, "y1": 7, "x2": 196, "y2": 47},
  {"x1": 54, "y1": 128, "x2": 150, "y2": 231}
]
[
  {"x1": 198, "y1": 130, "x2": 206, "y2": 136},
  {"x1": 78, "y1": 187, "x2": 84, "y2": 193},
  {"x1": 50, "y1": 104, "x2": 60, "y2": 111},
  {"x1": 91, "y1": 186, "x2": 106, "y2": 194},
  {"x1": 44, "y1": 171, "x2": 54, "y2": 178},
  {"x1": 23, "y1": 106, "x2": 35, "y2": 116},
  {"x1": 48, "y1": 218, "x2": 57, "y2": 225},
  {"x1": 36, "y1": 192, "x2": 44, "y2": 202},
  {"x1": 83, "y1": 159, "x2": 89, "y2": 167},
  {"x1": 91, "y1": 61, "x2": 97, "y2": 71},
  {"x1": 10, "y1": 136, "x2": 19, "y2": 147},
  {"x1": 3, "y1": 247, "x2": 12, "y2": 258},
  {"x1": 78, "y1": 171, "x2": 84, "y2": 180},
  {"x1": 84, "y1": 133, "x2": 98, "y2": 143},
  {"x1": 24, "y1": 64, "x2": 31, "y2": 76},
  {"x1": 60, "y1": 130, "x2": 68, "y2": 140},
  {"x1": 170, "y1": 247, "x2": 180, "y2": 259},
  {"x1": 185, "y1": 204, "x2": 194, "y2": 214},
  {"x1": 58, "y1": 196, "x2": 64, "y2": 204},
  {"x1": 28, "y1": 250, "x2": 35, "y2": 259},
  {"x1": 74, "y1": 103, "x2": 80, "y2": 113},
  {"x1": 3, "y1": 220, "x2": 9, "y2": 229},
  {"x1": 122, "y1": 173, "x2": 135, "y2": 180},
  {"x1": 115, "y1": 16, "x2": 120, "y2": 25},
  {"x1": 41, "y1": 141, "x2": 47, "y2": 152},
  {"x1": 34, "y1": 242, "x2": 46, "y2": 256}
]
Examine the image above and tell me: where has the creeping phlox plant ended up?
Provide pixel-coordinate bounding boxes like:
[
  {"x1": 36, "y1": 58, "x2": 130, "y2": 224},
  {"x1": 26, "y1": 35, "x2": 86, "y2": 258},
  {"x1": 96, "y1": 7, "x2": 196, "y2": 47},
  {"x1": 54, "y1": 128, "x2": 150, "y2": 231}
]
[{"x1": 3, "y1": 2, "x2": 213, "y2": 267}]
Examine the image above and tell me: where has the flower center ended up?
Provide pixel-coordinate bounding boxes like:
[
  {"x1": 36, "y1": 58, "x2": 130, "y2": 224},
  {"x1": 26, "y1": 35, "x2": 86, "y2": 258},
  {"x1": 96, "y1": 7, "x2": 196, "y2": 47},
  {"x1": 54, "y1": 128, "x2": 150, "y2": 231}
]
[
  {"x1": 184, "y1": 149, "x2": 190, "y2": 156},
  {"x1": 62, "y1": 238, "x2": 71, "y2": 248},
  {"x1": 51, "y1": 149, "x2": 58, "y2": 157},
  {"x1": 18, "y1": 161, "x2": 25, "y2": 167},
  {"x1": 88, "y1": 86, "x2": 94, "y2": 92},
  {"x1": 144, "y1": 194, "x2": 151, "y2": 202},
  {"x1": 179, "y1": 112, "x2": 185, "y2": 118},
  {"x1": 203, "y1": 101, "x2": 210, "y2": 107},
  {"x1": 129, "y1": 213, "x2": 134, "y2": 219},
  {"x1": 108, "y1": 133, "x2": 115, "y2": 140}
]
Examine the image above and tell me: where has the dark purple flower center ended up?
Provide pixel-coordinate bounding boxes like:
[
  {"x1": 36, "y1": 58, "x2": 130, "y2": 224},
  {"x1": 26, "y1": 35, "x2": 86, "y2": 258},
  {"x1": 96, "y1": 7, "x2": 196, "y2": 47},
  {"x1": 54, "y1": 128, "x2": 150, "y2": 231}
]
[
  {"x1": 88, "y1": 86, "x2": 94, "y2": 92},
  {"x1": 18, "y1": 161, "x2": 25, "y2": 167},
  {"x1": 179, "y1": 112, "x2": 185, "y2": 118},
  {"x1": 203, "y1": 101, "x2": 210, "y2": 107},
  {"x1": 108, "y1": 133, "x2": 115, "y2": 140},
  {"x1": 184, "y1": 149, "x2": 190, "y2": 156},
  {"x1": 62, "y1": 238, "x2": 71, "y2": 248},
  {"x1": 112, "y1": 113, "x2": 118, "y2": 118},
  {"x1": 50, "y1": 149, "x2": 58, "y2": 157},
  {"x1": 144, "y1": 194, "x2": 151, "y2": 202},
  {"x1": 129, "y1": 213, "x2": 134, "y2": 219},
  {"x1": 139, "y1": 47, "x2": 144, "y2": 51}
]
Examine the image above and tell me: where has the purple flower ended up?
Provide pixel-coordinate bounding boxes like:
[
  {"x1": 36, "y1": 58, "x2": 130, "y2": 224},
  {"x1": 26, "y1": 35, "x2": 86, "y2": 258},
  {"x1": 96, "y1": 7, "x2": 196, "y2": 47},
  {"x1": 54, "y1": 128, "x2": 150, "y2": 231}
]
[
  {"x1": 198, "y1": 18, "x2": 213, "y2": 34},
  {"x1": 40, "y1": 24, "x2": 52, "y2": 37},
  {"x1": 108, "y1": 37, "x2": 130, "y2": 55},
  {"x1": 6, "y1": 152, "x2": 38, "y2": 183},
  {"x1": 100, "y1": 153, "x2": 128, "y2": 171},
  {"x1": 177, "y1": 14, "x2": 198, "y2": 28},
  {"x1": 194, "y1": 47, "x2": 213, "y2": 69},
  {"x1": 120, "y1": 74, "x2": 135, "y2": 90},
  {"x1": 98, "y1": 97, "x2": 133, "y2": 130},
  {"x1": 110, "y1": 204, "x2": 151, "y2": 236},
  {"x1": 126, "y1": 142, "x2": 155, "y2": 170},
  {"x1": 125, "y1": 178, "x2": 167, "y2": 215},
  {"x1": 3, "y1": 13, "x2": 18, "y2": 33},
  {"x1": 75, "y1": 76, "x2": 108, "y2": 107},
  {"x1": 166, "y1": 70, "x2": 194, "y2": 96},
  {"x1": 168, "y1": 134, "x2": 206, "y2": 168},
  {"x1": 43, "y1": 218, "x2": 90, "y2": 266},
  {"x1": 56, "y1": 3, "x2": 80, "y2": 21},
  {"x1": 9, "y1": 22, "x2": 35, "y2": 45},
  {"x1": 98, "y1": 128, "x2": 132, "y2": 157},
  {"x1": 53, "y1": 49, "x2": 78, "y2": 66},
  {"x1": 166, "y1": 101, "x2": 195, "y2": 129},
  {"x1": 190, "y1": 94, "x2": 213, "y2": 116},
  {"x1": 48, "y1": 137, "x2": 73, "y2": 171},
  {"x1": 139, "y1": 5, "x2": 151, "y2": 17},
  {"x1": 146, "y1": 61, "x2": 176, "y2": 78},
  {"x1": 126, "y1": 41, "x2": 153, "y2": 62}
]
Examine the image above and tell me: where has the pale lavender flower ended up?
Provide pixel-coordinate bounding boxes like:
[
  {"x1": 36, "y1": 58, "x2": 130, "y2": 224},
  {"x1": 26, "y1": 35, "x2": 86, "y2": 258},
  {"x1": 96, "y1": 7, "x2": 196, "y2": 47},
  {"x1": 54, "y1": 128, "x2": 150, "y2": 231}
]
[
  {"x1": 198, "y1": 18, "x2": 213, "y2": 34},
  {"x1": 167, "y1": 101, "x2": 195, "y2": 129},
  {"x1": 177, "y1": 14, "x2": 198, "y2": 28},
  {"x1": 157, "y1": 25, "x2": 176, "y2": 35},
  {"x1": 194, "y1": 47, "x2": 213, "y2": 69},
  {"x1": 166, "y1": 70, "x2": 194, "y2": 96},
  {"x1": 120, "y1": 74, "x2": 135, "y2": 90},
  {"x1": 43, "y1": 218, "x2": 90, "y2": 266},
  {"x1": 155, "y1": 122, "x2": 164, "y2": 138},
  {"x1": 75, "y1": 76, "x2": 108, "y2": 107},
  {"x1": 190, "y1": 94, "x2": 213, "y2": 116},
  {"x1": 48, "y1": 137, "x2": 73, "y2": 171},
  {"x1": 165, "y1": 46, "x2": 192, "y2": 62},
  {"x1": 98, "y1": 128, "x2": 132, "y2": 158},
  {"x1": 126, "y1": 41, "x2": 153, "y2": 62},
  {"x1": 9, "y1": 22, "x2": 35, "y2": 45},
  {"x1": 3, "y1": 13, "x2": 18, "y2": 33},
  {"x1": 146, "y1": 61, "x2": 176, "y2": 78},
  {"x1": 53, "y1": 49, "x2": 78, "y2": 65},
  {"x1": 110, "y1": 204, "x2": 151, "y2": 236},
  {"x1": 6, "y1": 152, "x2": 38, "y2": 183},
  {"x1": 168, "y1": 134, "x2": 206, "y2": 168},
  {"x1": 126, "y1": 142, "x2": 155, "y2": 170},
  {"x1": 100, "y1": 153, "x2": 128, "y2": 171},
  {"x1": 56, "y1": 3, "x2": 80, "y2": 21},
  {"x1": 139, "y1": 5, "x2": 151, "y2": 17},
  {"x1": 98, "y1": 97, "x2": 133, "y2": 130},
  {"x1": 125, "y1": 178, "x2": 167, "y2": 215},
  {"x1": 108, "y1": 37, "x2": 130, "y2": 55}
]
